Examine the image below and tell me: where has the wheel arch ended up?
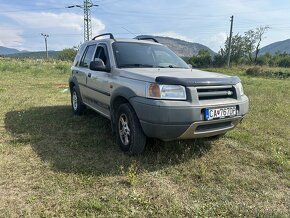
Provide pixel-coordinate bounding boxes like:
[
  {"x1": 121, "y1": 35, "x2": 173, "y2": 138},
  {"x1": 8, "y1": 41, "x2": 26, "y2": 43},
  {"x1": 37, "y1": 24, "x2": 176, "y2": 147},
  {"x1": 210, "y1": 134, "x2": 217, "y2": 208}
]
[
  {"x1": 69, "y1": 76, "x2": 83, "y2": 101},
  {"x1": 110, "y1": 87, "x2": 138, "y2": 132}
]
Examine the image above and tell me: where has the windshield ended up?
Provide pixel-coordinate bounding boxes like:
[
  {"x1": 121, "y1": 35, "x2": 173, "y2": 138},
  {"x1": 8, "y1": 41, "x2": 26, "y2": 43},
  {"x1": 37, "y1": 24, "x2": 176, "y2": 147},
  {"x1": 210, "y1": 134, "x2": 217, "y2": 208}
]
[{"x1": 113, "y1": 42, "x2": 189, "y2": 69}]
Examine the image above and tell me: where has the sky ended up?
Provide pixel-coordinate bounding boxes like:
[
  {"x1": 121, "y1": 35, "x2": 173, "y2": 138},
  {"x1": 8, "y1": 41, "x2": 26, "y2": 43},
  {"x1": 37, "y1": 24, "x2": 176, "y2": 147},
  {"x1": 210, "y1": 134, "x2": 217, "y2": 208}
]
[{"x1": 0, "y1": 0, "x2": 290, "y2": 52}]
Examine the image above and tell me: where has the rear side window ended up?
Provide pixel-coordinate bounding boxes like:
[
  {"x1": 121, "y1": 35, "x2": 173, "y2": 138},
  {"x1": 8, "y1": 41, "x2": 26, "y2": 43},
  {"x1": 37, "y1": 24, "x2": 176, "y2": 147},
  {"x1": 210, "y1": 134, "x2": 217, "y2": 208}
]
[
  {"x1": 79, "y1": 45, "x2": 96, "y2": 68},
  {"x1": 73, "y1": 43, "x2": 86, "y2": 66}
]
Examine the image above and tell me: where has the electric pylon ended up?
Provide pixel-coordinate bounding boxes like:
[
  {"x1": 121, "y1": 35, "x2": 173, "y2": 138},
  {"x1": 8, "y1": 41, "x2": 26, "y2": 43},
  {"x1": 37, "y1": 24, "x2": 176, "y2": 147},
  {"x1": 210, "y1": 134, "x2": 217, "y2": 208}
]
[{"x1": 67, "y1": 0, "x2": 99, "y2": 41}]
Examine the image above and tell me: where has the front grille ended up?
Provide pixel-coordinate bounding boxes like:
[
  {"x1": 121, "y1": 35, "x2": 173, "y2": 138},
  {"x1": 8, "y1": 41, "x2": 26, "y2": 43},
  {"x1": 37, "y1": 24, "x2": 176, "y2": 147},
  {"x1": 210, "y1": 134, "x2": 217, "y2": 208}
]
[{"x1": 196, "y1": 85, "x2": 236, "y2": 100}]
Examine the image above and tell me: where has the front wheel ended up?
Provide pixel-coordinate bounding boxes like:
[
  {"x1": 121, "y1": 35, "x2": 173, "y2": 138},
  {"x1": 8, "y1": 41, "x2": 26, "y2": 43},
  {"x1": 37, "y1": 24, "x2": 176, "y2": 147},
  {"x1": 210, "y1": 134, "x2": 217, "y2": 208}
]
[{"x1": 116, "y1": 103, "x2": 146, "y2": 155}]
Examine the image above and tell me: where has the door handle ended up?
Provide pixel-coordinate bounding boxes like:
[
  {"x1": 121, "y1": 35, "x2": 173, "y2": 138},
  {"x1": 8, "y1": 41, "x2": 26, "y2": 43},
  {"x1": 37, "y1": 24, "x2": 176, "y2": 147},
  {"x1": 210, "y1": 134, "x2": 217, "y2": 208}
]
[{"x1": 88, "y1": 73, "x2": 91, "y2": 78}]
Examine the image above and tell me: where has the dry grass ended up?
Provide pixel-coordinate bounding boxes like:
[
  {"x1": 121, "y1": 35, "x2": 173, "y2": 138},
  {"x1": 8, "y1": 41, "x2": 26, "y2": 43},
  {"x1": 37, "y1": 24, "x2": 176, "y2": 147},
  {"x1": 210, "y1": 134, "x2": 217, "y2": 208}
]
[{"x1": 0, "y1": 59, "x2": 289, "y2": 217}]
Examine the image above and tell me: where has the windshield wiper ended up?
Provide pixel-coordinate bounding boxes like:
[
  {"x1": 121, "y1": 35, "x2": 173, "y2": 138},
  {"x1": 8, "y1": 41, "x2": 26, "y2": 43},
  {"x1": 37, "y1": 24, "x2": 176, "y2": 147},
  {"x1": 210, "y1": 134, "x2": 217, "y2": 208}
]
[
  {"x1": 119, "y1": 64, "x2": 154, "y2": 68},
  {"x1": 156, "y1": 65, "x2": 184, "y2": 68}
]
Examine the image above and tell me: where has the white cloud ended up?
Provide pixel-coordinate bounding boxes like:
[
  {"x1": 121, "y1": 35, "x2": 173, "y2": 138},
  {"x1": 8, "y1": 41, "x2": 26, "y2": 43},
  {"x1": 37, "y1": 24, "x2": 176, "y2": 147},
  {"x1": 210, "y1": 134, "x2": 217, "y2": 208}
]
[
  {"x1": 5, "y1": 12, "x2": 105, "y2": 35},
  {"x1": 2, "y1": 12, "x2": 105, "y2": 50},
  {"x1": 0, "y1": 26, "x2": 24, "y2": 47},
  {"x1": 153, "y1": 31, "x2": 192, "y2": 42},
  {"x1": 208, "y1": 32, "x2": 227, "y2": 52}
]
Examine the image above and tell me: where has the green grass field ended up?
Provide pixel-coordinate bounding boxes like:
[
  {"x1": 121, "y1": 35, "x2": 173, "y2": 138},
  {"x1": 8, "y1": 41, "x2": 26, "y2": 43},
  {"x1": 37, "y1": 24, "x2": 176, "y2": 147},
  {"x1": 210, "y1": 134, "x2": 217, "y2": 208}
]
[{"x1": 0, "y1": 58, "x2": 289, "y2": 217}]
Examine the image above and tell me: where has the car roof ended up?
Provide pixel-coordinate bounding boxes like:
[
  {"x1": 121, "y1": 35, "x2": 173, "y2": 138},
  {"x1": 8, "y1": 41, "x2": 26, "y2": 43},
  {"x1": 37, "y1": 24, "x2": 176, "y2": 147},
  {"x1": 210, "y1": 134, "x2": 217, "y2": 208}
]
[{"x1": 84, "y1": 38, "x2": 161, "y2": 46}]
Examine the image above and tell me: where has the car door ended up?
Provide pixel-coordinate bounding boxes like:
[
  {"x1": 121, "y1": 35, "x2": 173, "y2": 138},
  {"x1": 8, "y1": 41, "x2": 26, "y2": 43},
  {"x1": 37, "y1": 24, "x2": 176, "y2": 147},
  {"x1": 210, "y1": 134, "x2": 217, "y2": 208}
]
[
  {"x1": 77, "y1": 44, "x2": 97, "y2": 104},
  {"x1": 72, "y1": 43, "x2": 87, "y2": 86},
  {"x1": 86, "y1": 43, "x2": 112, "y2": 113}
]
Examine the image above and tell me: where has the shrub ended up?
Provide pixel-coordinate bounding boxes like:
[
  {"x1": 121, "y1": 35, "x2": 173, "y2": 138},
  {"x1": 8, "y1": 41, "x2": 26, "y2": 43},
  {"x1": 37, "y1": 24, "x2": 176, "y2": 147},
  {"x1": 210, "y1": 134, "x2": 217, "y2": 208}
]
[
  {"x1": 188, "y1": 49, "x2": 212, "y2": 68},
  {"x1": 54, "y1": 62, "x2": 70, "y2": 74},
  {"x1": 58, "y1": 48, "x2": 77, "y2": 61},
  {"x1": 212, "y1": 54, "x2": 226, "y2": 67},
  {"x1": 277, "y1": 56, "x2": 290, "y2": 67},
  {"x1": 245, "y1": 66, "x2": 263, "y2": 77},
  {"x1": 256, "y1": 54, "x2": 271, "y2": 66},
  {"x1": 246, "y1": 66, "x2": 290, "y2": 79}
]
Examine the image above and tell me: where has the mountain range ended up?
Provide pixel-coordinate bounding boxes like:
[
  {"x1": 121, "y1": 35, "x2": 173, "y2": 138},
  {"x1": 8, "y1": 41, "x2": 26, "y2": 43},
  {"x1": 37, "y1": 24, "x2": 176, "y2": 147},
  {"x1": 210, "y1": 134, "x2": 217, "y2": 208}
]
[
  {"x1": 2, "y1": 51, "x2": 59, "y2": 59},
  {"x1": 259, "y1": 39, "x2": 290, "y2": 55},
  {"x1": 1, "y1": 36, "x2": 290, "y2": 58},
  {"x1": 148, "y1": 36, "x2": 216, "y2": 57},
  {"x1": 0, "y1": 46, "x2": 26, "y2": 55}
]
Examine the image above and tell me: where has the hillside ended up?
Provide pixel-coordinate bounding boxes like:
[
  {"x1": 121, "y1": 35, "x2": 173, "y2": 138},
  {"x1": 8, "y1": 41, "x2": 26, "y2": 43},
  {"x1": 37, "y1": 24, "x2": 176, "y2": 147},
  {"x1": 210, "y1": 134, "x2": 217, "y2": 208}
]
[
  {"x1": 0, "y1": 46, "x2": 58, "y2": 59},
  {"x1": 6, "y1": 51, "x2": 59, "y2": 59},
  {"x1": 0, "y1": 46, "x2": 21, "y2": 55},
  {"x1": 137, "y1": 35, "x2": 215, "y2": 57},
  {"x1": 260, "y1": 39, "x2": 290, "y2": 55}
]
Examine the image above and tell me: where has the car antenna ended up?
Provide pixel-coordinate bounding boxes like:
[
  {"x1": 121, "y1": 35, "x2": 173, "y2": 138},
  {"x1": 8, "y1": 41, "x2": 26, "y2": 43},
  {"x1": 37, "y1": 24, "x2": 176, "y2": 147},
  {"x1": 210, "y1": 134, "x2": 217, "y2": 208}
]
[{"x1": 122, "y1": 27, "x2": 137, "y2": 37}]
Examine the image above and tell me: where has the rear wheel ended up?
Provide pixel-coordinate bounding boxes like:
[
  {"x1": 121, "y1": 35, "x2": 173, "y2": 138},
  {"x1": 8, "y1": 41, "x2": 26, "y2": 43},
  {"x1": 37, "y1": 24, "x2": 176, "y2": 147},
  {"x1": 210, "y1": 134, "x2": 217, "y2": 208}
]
[
  {"x1": 71, "y1": 86, "x2": 85, "y2": 115},
  {"x1": 116, "y1": 103, "x2": 146, "y2": 155}
]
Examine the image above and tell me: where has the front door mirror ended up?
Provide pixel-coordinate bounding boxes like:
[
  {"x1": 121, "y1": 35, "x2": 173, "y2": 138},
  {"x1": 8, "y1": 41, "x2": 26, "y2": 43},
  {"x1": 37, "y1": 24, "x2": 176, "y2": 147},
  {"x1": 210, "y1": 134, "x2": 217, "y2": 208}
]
[{"x1": 89, "y1": 58, "x2": 110, "y2": 72}]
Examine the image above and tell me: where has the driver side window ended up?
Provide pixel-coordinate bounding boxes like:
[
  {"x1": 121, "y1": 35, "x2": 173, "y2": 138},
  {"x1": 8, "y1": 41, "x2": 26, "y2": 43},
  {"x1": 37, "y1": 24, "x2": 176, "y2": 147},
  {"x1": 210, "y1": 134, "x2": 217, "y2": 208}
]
[{"x1": 94, "y1": 45, "x2": 109, "y2": 66}]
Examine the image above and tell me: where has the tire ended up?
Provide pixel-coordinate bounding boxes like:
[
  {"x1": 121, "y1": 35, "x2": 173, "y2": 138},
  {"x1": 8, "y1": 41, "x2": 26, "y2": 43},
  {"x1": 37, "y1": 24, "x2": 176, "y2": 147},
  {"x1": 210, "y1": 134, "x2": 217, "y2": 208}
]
[
  {"x1": 71, "y1": 86, "x2": 85, "y2": 115},
  {"x1": 116, "y1": 103, "x2": 146, "y2": 155}
]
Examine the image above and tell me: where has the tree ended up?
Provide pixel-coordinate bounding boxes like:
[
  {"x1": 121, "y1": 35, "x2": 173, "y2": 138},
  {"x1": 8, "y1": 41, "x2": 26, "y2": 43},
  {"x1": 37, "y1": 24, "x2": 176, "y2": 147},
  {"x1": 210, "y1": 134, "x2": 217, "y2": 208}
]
[
  {"x1": 254, "y1": 26, "x2": 270, "y2": 62},
  {"x1": 188, "y1": 49, "x2": 212, "y2": 68},
  {"x1": 243, "y1": 30, "x2": 256, "y2": 63},
  {"x1": 228, "y1": 34, "x2": 245, "y2": 64},
  {"x1": 215, "y1": 33, "x2": 245, "y2": 66},
  {"x1": 215, "y1": 26, "x2": 270, "y2": 66},
  {"x1": 58, "y1": 48, "x2": 78, "y2": 61},
  {"x1": 244, "y1": 26, "x2": 270, "y2": 63},
  {"x1": 212, "y1": 53, "x2": 226, "y2": 67}
]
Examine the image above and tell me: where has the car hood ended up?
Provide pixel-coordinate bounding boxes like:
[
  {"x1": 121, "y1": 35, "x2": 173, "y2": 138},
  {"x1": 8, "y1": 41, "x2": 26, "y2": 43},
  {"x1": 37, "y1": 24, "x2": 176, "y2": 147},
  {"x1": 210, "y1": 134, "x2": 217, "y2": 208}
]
[{"x1": 117, "y1": 68, "x2": 239, "y2": 86}]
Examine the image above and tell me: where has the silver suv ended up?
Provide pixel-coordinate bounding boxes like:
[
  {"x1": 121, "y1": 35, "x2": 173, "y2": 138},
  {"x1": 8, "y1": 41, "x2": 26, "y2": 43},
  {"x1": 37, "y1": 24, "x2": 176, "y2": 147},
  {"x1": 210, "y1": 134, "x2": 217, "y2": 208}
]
[{"x1": 69, "y1": 33, "x2": 249, "y2": 155}]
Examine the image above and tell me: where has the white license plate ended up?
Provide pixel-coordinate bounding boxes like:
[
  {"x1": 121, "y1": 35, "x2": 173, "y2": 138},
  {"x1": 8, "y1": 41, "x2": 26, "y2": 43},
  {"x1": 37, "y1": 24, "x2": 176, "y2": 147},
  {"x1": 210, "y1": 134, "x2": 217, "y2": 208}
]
[{"x1": 205, "y1": 106, "x2": 237, "y2": 120}]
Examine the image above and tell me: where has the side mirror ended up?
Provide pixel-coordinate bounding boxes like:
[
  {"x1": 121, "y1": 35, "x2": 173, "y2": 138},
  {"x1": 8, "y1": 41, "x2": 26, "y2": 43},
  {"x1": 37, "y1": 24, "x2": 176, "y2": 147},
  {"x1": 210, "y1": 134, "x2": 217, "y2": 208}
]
[
  {"x1": 188, "y1": 64, "x2": 193, "y2": 69},
  {"x1": 89, "y1": 58, "x2": 110, "y2": 72}
]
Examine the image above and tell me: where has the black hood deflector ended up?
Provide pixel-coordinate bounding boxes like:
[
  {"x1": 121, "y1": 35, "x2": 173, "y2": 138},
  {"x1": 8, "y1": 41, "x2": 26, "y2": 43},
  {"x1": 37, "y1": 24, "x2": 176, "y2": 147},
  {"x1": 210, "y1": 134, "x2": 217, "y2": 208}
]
[{"x1": 155, "y1": 76, "x2": 240, "y2": 86}]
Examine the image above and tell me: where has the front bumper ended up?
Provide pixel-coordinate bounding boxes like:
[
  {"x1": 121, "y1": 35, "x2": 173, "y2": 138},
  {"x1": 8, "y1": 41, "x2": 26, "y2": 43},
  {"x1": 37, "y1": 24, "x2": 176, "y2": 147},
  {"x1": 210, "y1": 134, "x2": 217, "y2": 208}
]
[
  {"x1": 178, "y1": 116, "x2": 243, "y2": 139},
  {"x1": 130, "y1": 96, "x2": 249, "y2": 140}
]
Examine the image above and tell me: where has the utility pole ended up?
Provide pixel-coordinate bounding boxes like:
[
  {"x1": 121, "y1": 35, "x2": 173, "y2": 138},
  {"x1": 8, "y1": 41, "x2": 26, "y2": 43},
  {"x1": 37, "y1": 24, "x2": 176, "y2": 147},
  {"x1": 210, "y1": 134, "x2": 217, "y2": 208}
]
[
  {"x1": 41, "y1": 33, "x2": 49, "y2": 59},
  {"x1": 227, "y1": 15, "x2": 234, "y2": 68},
  {"x1": 67, "y1": 0, "x2": 99, "y2": 41}
]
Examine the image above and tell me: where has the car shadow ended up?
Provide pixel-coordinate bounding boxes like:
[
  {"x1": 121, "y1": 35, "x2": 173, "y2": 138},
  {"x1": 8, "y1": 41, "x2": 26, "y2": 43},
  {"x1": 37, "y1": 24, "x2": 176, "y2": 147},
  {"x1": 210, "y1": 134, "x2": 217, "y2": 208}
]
[{"x1": 4, "y1": 105, "x2": 213, "y2": 176}]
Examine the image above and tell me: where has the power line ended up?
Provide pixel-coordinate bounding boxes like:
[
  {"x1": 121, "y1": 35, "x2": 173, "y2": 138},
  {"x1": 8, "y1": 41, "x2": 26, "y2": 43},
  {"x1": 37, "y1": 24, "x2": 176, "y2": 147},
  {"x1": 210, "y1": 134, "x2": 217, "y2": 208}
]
[{"x1": 121, "y1": 27, "x2": 137, "y2": 37}]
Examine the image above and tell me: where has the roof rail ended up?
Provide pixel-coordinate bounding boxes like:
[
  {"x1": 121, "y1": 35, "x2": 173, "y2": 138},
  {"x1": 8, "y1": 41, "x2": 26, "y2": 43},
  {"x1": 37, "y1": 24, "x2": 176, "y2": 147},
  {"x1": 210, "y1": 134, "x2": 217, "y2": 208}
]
[
  {"x1": 92, "y1": 33, "x2": 115, "y2": 40},
  {"x1": 135, "y1": 36, "x2": 159, "y2": 43}
]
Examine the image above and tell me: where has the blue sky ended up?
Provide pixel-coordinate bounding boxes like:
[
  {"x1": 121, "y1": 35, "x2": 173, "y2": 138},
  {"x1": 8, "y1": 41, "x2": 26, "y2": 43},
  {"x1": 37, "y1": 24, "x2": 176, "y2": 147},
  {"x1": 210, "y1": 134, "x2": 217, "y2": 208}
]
[{"x1": 0, "y1": 0, "x2": 290, "y2": 52}]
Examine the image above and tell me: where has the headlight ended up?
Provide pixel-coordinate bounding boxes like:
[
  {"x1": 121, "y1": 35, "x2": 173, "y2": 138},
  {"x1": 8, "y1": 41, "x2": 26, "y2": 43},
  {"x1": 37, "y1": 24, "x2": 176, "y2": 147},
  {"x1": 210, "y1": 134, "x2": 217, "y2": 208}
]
[
  {"x1": 146, "y1": 83, "x2": 186, "y2": 100},
  {"x1": 236, "y1": 82, "x2": 244, "y2": 96}
]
